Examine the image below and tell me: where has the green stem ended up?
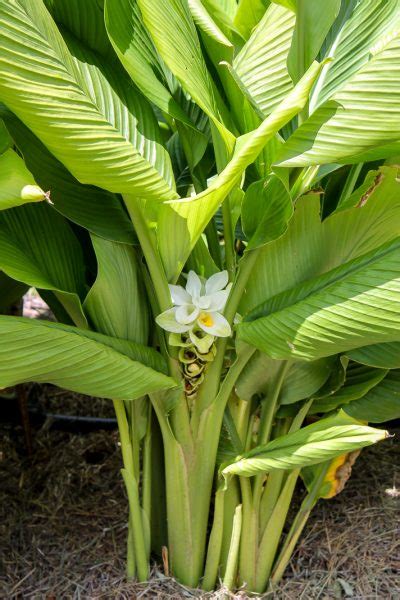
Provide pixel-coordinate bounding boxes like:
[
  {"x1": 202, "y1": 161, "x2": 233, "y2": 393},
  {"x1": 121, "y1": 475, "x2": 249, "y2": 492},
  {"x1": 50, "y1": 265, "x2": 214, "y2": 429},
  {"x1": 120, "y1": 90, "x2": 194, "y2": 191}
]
[
  {"x1": 142, "y1": 403, "x2": 152, "y2": 525},
  {"x1": 338, "y1": 163, "x2": 363, "y2": 207},
  {"x1": 258, "y1": 470, "x2": 285, "y2": 536},
  {"x1": 253, "y1": 361, "x2": 291, "y2": 508},
  {"x1": 238, "y1": 477, "x2": 258, "y2": 589},
  {"x1": 255, "y1": 399, "x2": 314, "y2": 590},
  {"x1": 127, "y1": 520, "x2": 136, "y2": 579},
  {"x1": 222, "y1": 195, "x2": 236, "y2": 280},
  {"x1": 205, "y1": 219, "x2": 222, "y2": 269},
  {"x1": 270, "y1": 462, "x2": 330, "y2": 585},
  {"x1": 113, "y1": 399, "x2": 149, "y2": 582},
  {"x1": 254, "y1": 469, "x2": 300, "y2": 593},
  {"x1": 124, "y1": 195, "x2": 171, "y2": 312},
  {"x1": 223, "y1": 504, "x2": 242, "y2": 591},
  {"x1": 290, "y1": 165, "x2": 320, "y2": 200},
  {"x1": 220, "y1": 478, "x2": 241, "y2": 574},
  {"x1": 202, "y1": 487, "x2": 226, "y2": 590}
]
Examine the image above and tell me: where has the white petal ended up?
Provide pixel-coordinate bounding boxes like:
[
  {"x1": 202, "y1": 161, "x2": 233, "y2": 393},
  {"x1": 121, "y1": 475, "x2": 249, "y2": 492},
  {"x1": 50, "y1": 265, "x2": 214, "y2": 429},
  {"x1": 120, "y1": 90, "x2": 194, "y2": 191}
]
[
  {"x1": 169, "y1": 284, "x2": 191, "y2": 306},
  {"x1": 186, "y1": 271, "x2": 202, "y2": 299},
  {"x1": 204, "y1": 286, "x2": 232, "y2": 312},
  {"x1": 205, "y1": 271, "x2": 229, "y2": 294},
  {"x1": 156, "y1": 308, "x2": 192, "y2": 333},
  {"x1": 197, "y1": 295, "x2": 212, "y2": 310},
  {"x1": 175, "y1": 304, "x2": 199, "y2": 324},
  {"x1": 197, "y1": 311, "x2": 231, "y2": 337}
]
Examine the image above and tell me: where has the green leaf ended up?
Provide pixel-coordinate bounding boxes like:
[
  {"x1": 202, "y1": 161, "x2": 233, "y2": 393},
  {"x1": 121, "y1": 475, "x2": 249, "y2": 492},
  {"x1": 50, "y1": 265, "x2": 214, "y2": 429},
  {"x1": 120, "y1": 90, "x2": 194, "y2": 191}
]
[
  {"x1": 311, "y1": 0, "x2": 400, "y2": 109},
  {"x1": 64, "y1": 28, "x2": 175, "y2": 192},
  {"x1": 277, "y1": 32, "x2": 400, "y2": 166},
  {"x1": 189, "y1": 0, "x2": 233, "y2": 49},
  {"x1": 0, "y1": 203, "x2": 87, "y2": 328},
  {"x1": 241, "y1": 174, "x2": 293, "y2": 250},
  {"x1": 233, "y1": 0, "x2": 269, "y2": 41},
  {"x1": 236, "y1": 353, "x2": 334, "y2": 405},
  {"x1": 104, "y1": 0, "x2": 193, "y2": 126},
  {"x1": 84, "y1": 235, "x2": 149, "y2": 344},
  {"x1": 311, "y1": 363, "x2": 388, "y2": 414},
  {"x1": 0, "y1": 0, "x2": 175, "y2": 199},
  {"x1": 5, "y1": 116, "x2": 136, "y2": 245},
  {"x1": 287, "y1": 0, "x2": 340, "y2": 83},
  {"x1": 344, "y1": 370, "x2": 400, "y2": 423},
  {"x1": 347, "y1": 342, "x2": 400, "y2": 369},
  {"x1": 0, "y1": 149, "x2": 46, "y2": 211},
  {"x1": 156, "y1": 60, "x2": 324, "y2": 280},
  {"x1": 240, "y1": 166, "x2": 400, "y2": 313},
  {"x1": 239, "y1": 237, "x2": 400, "y2": 360},
  {"x1": 137, "y1": 0, "x2": 235, "y2": 150},
  {"x1": 222, "y1": 411, "x2": 388, "y2": 478},
  {"x1": 44, "y1": 0, "x2": 114, "y2": 57},
  {"x1": 0, "y1": 316, "x2": 175, "y2": 400},
  {"x1": 233, "y1": 3, "x2": 295, "y2": 115}
]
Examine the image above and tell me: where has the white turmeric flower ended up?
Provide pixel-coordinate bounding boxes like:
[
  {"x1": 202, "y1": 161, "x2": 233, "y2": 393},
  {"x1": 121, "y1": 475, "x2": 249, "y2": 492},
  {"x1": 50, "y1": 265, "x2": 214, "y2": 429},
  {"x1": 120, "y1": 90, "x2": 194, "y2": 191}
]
[{"x1": 156, "y1": 270, "x2": 232, "y2": 345}]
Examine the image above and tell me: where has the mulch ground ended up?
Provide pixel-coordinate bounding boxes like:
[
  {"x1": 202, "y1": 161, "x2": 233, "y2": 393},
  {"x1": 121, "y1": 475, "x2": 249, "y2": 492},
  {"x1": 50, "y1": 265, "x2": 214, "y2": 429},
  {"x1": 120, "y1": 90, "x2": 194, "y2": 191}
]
[{"x1": 0, "y1": 385, "x2": 399, "y2": 600}]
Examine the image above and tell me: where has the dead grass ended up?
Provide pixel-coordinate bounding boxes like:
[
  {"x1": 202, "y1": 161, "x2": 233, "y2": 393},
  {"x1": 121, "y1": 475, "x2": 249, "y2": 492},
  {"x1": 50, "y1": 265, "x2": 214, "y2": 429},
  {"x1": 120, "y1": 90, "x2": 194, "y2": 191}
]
[{"x1": 0, "y1": 389, "x2": 399, "y2": 599}]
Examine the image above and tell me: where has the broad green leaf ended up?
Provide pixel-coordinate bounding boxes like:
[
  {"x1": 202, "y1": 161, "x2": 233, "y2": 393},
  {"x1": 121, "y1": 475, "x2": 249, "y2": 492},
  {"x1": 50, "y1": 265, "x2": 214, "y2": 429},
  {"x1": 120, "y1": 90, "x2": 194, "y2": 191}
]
[
  {"x1": 0, "y1": 271, "x2": 27, "y2": 313},
  {"x1": 233, "y1": 3, "x2": 295, "y2": 115},
  {"x1": 0, "y1": 203, "x2": 87, "y2": 328},
  {"x1": 241, "y1": 175, "x2": 293, "y2": 250},
  {"x1": 156, "y1": 60, "x2": 324, "y2": 281},
  {"x1": 311, "y1": 0, "x2": 400, "y2": 110},
  {"x1": 345, "y1": 370, "x2": 400, "y2": 423},
  {"x1": 0, "y1": 0, "x2": 175, "y2": 199},
  {"x1": 44, "y1": 0, "x2": 114, "y2": 57},
  {"x1": 0, "y1": 316, "x2": 175, "y2": 400},
  {"x1": 64, "y1": 29, "x2": 175, "y2": 192},
  {"x1": 241, "y1": 166, "x2": 400, "y2": 312},
  {"x1": 104, "y1": 0, "x2": 193, "y2": 126},
  {"x1": 239, "y1": 237, "x2": 400, "y2": 360},
  {"x1": 137, "y1": 0, "x2": 235, "y2": 150},
  {"x1": 47, "y1": 320, "x2": 167, "y2": 373},
  {"x1": 278, "y1": 355, "x2": 350, "y2": 418},
  {"x1": 233, "y1": 0, "x2": 269, "y2": 41},
  {"x1": 222, "y1": 411, "x2": 388, "y2": 478},
  {"x1": 287, "y1": 0, "x2": 340, "y2": 83},
  {"x1": 236, "y1": 353, "x2": 334, "y2": 405},
  {"x1": 189, "y1": 0, "x2": 233, "y2": 49},
  {"x1": 347, "y1": 342, "x2": 400, "y2": 369},
  {"x1": 277, "y1": 32, "x2": 400, "y2": 166},
  {"x1": 5, "y1": 116, "x2": 136, "y2": 245},
  {"x1": 0, "y1": 149, "x2": 46, "y2": 211},
  {"x1": 272, "y1": 0, "x2": 296, "y2": 10},
  {"x1": 84, "y1": 235, "x2": 149, "y2": 344},
  {"x1": 311, "y1": 364, "x2": 388, "y2": 414},
  {"x1": 195, "y1": 0, "x2": 239, "y2": 48}
]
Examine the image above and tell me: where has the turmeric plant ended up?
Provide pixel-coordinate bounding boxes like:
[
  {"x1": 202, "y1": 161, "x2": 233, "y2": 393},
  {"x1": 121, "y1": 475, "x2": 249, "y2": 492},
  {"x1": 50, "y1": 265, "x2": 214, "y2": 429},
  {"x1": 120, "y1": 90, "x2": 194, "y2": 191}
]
[{"x1": 0, "y1": 0, "x2": 399, "y2": 592}]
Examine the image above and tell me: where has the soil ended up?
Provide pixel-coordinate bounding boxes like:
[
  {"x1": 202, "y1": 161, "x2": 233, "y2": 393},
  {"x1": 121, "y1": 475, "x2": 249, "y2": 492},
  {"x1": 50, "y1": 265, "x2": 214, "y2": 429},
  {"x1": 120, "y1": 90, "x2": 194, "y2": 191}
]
[{"x1": 0, "y1": 385, "x2": 399, "y2": 600}]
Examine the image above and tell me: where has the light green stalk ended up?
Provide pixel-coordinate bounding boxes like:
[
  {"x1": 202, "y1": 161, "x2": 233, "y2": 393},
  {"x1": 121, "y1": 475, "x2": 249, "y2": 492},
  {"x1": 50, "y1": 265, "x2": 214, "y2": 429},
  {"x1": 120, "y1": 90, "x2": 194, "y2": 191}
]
[
  {"x1": 202, "y1": 487, "x2": 226, "y2": 590},
  {"x1": 113, "y1": 399, "x2": 149, "y2": 582},
  {"x1": 223, "y1": 505, "x2": 242, "y2": 591}
]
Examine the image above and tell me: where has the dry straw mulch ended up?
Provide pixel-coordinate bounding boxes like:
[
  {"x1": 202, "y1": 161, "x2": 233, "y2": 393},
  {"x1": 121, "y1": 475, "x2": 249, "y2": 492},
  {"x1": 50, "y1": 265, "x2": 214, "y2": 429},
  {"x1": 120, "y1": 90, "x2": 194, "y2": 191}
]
[{"x1": 0, "y1": 389, "x2": 399, "y2": 600}]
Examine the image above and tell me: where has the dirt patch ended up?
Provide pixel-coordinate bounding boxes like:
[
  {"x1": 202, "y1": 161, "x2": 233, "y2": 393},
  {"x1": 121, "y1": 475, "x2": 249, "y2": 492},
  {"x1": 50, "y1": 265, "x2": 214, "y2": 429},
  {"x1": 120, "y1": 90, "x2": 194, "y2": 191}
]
[{"x1": 0, "y1": 389, "x2": 399, "y2": 599}]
